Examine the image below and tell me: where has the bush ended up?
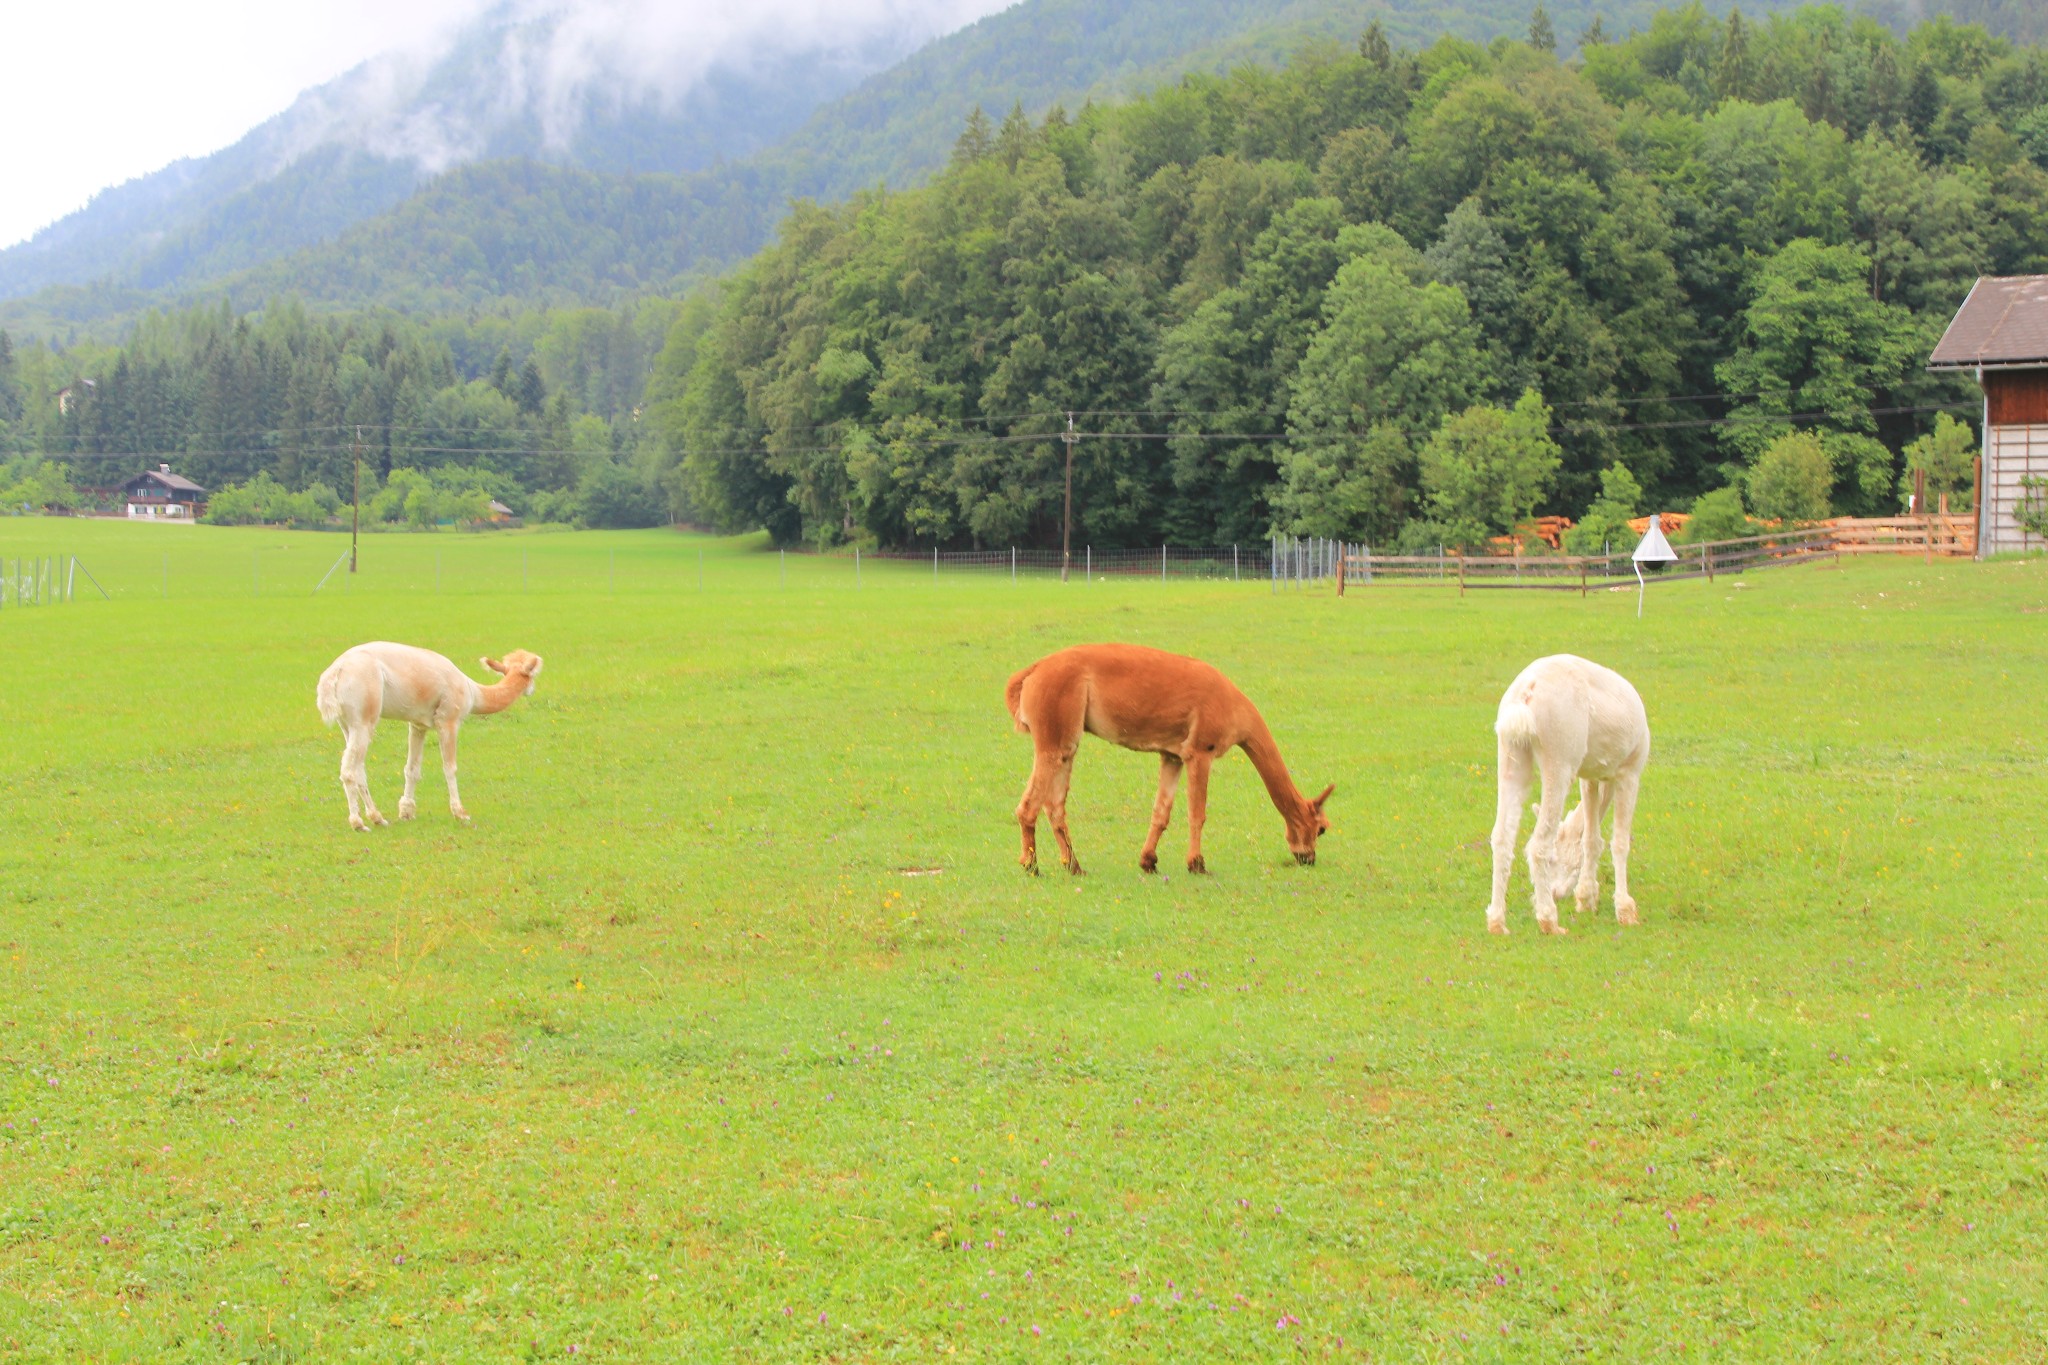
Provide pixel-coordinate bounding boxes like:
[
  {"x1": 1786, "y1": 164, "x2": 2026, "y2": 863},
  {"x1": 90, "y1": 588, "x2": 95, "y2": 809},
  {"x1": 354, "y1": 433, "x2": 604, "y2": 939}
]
[
  {"x1": 1746, "y1": 431, "x2": 1833, "y2": 522},
  {"x1": 1562, "y1": 462, "x2": 1641, "y2": 555},
  {"x1": 1901, "y1": 413, "x2": 1977, "y2": 509},
  {"x1": 0, "y1": 459, "x2": 79, "y2": 514},
  {"x1": 1680, "y1": 485, "x2": 1753, "y2": 543},
  {"x1": 203, "y1": 473, "x2": 340, "y2": 527}
]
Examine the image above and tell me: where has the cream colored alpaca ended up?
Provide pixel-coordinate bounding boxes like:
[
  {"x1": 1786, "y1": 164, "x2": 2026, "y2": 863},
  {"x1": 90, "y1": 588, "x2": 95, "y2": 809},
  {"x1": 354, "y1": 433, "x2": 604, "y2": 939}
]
[
  {"x1": 1485, "y1": 654, "x2": 1649, "y2": 936},
  {"x1": 316, "y1": 642, "x2": 543, "y2": 831}
]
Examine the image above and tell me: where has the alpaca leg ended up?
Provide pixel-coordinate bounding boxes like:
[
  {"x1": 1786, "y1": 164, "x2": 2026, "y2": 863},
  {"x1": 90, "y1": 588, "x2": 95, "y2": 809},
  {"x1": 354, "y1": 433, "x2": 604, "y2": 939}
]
[
  {"x1": 1525, "y1": 753, "x2": 1576, "y2": 935},
  {"x1": 355, "y1": 731, "x2": 388, "y2": 828},
  {"x1": 1486, "y1": 736, "x2": 1533, "y2": 934},
  {"x1": 1016, "y1": 750, "x2": 1057, "y2": 875},
  {"x1": 398, "y1": 724, "x2": 427, "y2": 820},
  {"x1": 1137, "y1": 755, "x2": 1182, "y2": 873},
  {"x1": 1573, "y1": 781, "x2": 1610, "y2": 915},
  {"x1": 438, "y1": 719, "x2": 468, "y2": 821},
  {"x1": 1182, "y1": 752, "x2": 1211, "y2": 874},
  {"x1": 1609, "y1": 772, "x2": 1642, "y2": 925},
  {"x1": 1047, "y1": 745, "x2": 1082, "y2": 874},
  {"x1": 338, "y1": 725, "x2": 369, "y2": 831}
]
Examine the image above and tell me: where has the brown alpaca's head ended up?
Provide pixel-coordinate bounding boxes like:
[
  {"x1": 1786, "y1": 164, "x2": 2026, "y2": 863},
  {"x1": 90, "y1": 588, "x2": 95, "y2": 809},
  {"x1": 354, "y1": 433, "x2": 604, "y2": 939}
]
[
  {"x1": 482, "y1": 650, "x2": 545, "y2": 696},
  {"x1": 1289, "y1": 784, "x2": 1335, "y2": 865}
]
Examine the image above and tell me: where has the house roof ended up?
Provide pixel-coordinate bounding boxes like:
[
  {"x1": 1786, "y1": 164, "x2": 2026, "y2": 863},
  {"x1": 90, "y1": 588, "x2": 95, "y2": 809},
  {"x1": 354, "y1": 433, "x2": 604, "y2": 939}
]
[
  {"x1": 1929, "y1": 276, "x2": 2048, "y2": 369},
  {"x1": 124, "y1": 469, "x2": 208, "y2": 494}
]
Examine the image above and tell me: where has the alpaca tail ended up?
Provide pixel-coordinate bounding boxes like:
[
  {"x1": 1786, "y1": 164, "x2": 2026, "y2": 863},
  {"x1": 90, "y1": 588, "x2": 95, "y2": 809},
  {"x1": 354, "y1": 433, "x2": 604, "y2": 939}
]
[
  {"x1": 1495, "y1": 698, "x2": 1540, "y2": 753},
  {"x1": 316, "y1": 663, "x2": 344, "y2": 728},
  {"x1": 1004, "y1": 664, "x2": 1037, "y2": 734}
]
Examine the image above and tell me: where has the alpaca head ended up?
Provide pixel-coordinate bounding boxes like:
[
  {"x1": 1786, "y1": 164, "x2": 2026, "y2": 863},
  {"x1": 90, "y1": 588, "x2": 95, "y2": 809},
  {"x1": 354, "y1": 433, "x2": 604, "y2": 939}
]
[
  {"x1": 1289, "y1": 784, "x2": 1335, "y2": 865},
  {"x1": 483, "y1": 650, "x2": 546, "y2": 695}
]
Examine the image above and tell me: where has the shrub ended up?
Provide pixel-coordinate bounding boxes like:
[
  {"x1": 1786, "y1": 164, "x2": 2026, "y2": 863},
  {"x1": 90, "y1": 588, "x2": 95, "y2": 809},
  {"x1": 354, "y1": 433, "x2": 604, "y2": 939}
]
[
  {"x1": 1562, "y1": 462, "x2": 1641, "y2": 555},
  {"x1": 1680, "y1": 486, "x2": 1753, "y2": 543},
  {"x1": 1746, "y1": 431, "x2": 1833, "y2": 522}
]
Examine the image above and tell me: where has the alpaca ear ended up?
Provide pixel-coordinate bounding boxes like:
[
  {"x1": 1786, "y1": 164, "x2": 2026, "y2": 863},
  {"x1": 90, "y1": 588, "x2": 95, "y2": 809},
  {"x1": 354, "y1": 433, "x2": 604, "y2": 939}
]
[
  {"x1": 1312, "y1": 784, "x2": 1335, "y2": 810},
  {"x1": 482, "y1": 657, "x2": 506, "y2": 675}
]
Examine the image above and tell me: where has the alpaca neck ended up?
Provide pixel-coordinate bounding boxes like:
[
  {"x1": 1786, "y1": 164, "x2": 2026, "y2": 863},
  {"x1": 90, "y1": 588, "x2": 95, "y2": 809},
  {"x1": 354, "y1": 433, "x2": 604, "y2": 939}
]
[
  {"x1": 473, "y1": 673, "x2": 532, "y2": 716},
  {"x1": 1240, "y1": 721, "x2": 1309, "y2": 823}
]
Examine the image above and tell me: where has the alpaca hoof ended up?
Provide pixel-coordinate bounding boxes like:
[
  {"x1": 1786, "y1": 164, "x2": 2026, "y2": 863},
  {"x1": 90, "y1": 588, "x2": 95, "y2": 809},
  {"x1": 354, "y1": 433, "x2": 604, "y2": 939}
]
[
  {"x1": 1022, "y1": 860, "x2": 1039, "y2": 876},
  {"x1": 1615, "y1": 899, "x2": 1639, "y2": 926},
  {"x1": 368, "y1": 811, "x2": 389, "y2": 827},
  {"x1": 1486, "y1": 917, "x2": 1508, "y2": 936},
  {"x1": 1294, "y1": 851, "x2": 1315, "y2": 867},
  {"x1": 397, "y1": 802, "x2": 417, "y2": 821},
  {"x1": 1187, "y1": 856, "x2": 1207, "y2": 875},
  {"x1": 1575, "y1": 893, "x2": 1596, "y2": 916},
  {"x1": 451, "y1": 809, "x2": 471, "y2": 824},
  {"x1": 1537, "y1": 919, "x2": 1569, "y2": 936},
  {"x1": 1063, "y1": 859, "x2": 1083, "y2": 876},
  {"x1": 1139, "y1": 854, "x2": 1158, "y2": 874},
  {"x1": 349, "y1": 817, "x2": 369, "y2": 833}
]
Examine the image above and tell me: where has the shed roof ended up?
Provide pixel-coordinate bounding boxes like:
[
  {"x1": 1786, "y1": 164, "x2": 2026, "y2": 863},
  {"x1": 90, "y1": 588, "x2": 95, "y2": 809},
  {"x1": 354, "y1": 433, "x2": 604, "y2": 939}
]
[
  {"x1": 1929, "y1": 275, "x2": 2048, "y2": 369},
  {"x1": 124, "y1": 468, "x2": 208, "y2": 494}
]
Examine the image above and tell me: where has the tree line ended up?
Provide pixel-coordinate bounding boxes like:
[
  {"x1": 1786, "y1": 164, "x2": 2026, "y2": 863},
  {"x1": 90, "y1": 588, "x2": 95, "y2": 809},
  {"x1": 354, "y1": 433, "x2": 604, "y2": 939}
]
[
  {"x1": 654, "y1": 3, "x2": 2047, "y2": 550},
  {"x1": 0, "y1": 297, "x2": 682, "y2": 527}
]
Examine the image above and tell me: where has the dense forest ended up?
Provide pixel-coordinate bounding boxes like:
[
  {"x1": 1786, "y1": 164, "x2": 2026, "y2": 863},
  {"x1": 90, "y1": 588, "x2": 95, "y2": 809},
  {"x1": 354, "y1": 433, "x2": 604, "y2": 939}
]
[
  {"x1": 3, "y1": 3, "x2": 2046, "y2": 545},
  {"x1": 656, "y1": 4, "x2": 2048, "y2": 549},
  {"x1": 4, "y1": 0, "x2": 2020, "y2": 335},
  {"x1": 0, "y1": 298, "x2": 683, "y2": 528}
]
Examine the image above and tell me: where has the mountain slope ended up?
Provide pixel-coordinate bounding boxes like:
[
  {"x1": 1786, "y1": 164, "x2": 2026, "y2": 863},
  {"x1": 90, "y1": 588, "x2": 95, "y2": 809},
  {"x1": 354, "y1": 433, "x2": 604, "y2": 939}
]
[
  {"x1": 4, "y1": 0, "x2": 2029, "y2": 331},
  {"x1": 0, "y1": 1, "x2": 946, "y2": 306}
]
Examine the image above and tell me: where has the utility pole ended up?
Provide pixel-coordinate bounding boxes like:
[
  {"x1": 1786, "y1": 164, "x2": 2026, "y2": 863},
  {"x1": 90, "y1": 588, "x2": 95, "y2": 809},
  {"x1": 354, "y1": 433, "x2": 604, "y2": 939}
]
[
  {"x1": 1061, "y1": 411, "x2": 1078, "y2": 583},
  {"x1": 350, "y1": 425, "x2": 362, "y2": 573}
]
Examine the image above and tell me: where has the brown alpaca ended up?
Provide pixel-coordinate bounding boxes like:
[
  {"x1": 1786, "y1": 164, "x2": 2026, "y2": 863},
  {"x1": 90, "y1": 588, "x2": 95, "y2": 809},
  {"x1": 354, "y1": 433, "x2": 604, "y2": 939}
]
[{"x1": 1005, "y1": 643, "x2": 1332, "y2": 875}]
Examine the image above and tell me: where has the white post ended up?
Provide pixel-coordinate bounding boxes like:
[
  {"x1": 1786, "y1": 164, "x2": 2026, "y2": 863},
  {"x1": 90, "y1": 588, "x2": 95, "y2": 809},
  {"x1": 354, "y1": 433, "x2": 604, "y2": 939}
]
[
  {"x1": 1161, "y1": 545, "x2": 1166, "y2": 583},
  {"x1": 1011, "y1": 547, "x2": 1016, "y2": 584},
  {"x1": 1087, "y1": 545, "x2": 1091, "y2": 582},
  {"x1": 934, "y1": 546, "x2": 939, "y2": 582},
  {"x1": 1234, "y1": 544, "x2": 1239, "y2": 581},
  {"x1": 66, "y1": 556, "x2": 75, "y2": 602}
]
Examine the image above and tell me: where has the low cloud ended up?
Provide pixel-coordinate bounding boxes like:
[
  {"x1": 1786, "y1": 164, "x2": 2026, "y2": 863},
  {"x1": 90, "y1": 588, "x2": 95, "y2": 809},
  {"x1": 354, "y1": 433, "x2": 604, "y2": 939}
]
[{"x1": 278, "y1": 0, "x2": 1016, "y2": 172}]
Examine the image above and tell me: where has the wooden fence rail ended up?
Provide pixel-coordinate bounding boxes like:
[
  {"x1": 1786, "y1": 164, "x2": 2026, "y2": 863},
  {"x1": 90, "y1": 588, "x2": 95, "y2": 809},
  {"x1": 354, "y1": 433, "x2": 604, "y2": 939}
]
[{"x1": 1338, "y1": 527, "x2": 1846, "y2": 596}]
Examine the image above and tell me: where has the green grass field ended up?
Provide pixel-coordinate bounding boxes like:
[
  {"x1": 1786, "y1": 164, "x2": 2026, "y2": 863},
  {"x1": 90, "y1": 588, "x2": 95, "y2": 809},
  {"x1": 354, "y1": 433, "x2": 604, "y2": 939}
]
[{"x1": 1, "y1": 519, "x2": 2043, "y2": 1361}]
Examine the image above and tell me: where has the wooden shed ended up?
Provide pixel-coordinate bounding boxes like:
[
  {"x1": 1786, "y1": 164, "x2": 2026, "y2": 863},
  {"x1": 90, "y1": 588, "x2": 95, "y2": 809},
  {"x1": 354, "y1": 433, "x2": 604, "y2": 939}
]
[{"x1": 1928, "y1": 275, "x2": 2048, "y2": 558}]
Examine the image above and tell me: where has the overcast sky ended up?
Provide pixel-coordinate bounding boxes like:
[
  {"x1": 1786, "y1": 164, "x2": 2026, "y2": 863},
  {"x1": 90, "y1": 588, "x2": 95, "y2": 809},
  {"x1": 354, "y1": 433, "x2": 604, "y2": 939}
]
[
  {"x1": 0, "y1": 0, "x2": 1007, "y2": 251},
  {"x1": 0, "y1": 0, "x2": 490, "y2": 249}
]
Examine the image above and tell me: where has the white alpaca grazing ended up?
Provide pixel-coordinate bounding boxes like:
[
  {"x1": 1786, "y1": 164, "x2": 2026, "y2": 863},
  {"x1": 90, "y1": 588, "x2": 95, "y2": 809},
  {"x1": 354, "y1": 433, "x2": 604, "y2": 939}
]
[
  {"x1": 316, "y1": 642, "x2": 543, "y2": 831},
  {"x1": 1485, "y1": 654, "x2": 1649, "y2": 936}
]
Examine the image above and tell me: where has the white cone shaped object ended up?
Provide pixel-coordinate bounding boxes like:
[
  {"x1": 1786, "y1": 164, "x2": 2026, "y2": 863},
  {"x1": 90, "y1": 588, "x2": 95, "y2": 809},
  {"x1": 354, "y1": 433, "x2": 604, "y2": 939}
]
[{"x1": 1632, "y1": 513, "x2": 1677, "y2": 616}]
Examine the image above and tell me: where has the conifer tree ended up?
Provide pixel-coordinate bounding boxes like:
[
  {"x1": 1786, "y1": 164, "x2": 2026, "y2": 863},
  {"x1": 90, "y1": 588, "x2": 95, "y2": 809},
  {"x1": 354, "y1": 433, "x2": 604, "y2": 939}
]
[
  {"x1": 1529, "y1": 5, "x2": 1556, "y2": 54},
  {"x1": 1581, "y1": 15, "x2": 1608, "y2": 48},
  {"x1": 1359, "y1": 20, "x2": 1392, "y2": 69},
  {"x1": 952, "y1": 107, "x2": 994, "y2": 164},
  {"x1": 1715, "y1": 9, "x2": 1751, "y2": 102}
]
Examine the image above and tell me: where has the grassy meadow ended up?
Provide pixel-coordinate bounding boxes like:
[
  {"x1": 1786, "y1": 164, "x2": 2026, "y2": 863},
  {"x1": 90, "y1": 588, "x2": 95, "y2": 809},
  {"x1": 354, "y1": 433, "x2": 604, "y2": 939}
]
[{"x1": 0, "y1": 518, "x2": 2043, "y2": 1361}]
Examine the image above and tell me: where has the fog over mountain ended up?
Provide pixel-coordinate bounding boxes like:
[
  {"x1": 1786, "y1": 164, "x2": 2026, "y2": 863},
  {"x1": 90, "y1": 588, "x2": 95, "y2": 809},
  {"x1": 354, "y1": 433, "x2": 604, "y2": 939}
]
[{"x1": 0, "y1": 0, "x2": 1010, "y2": 302}]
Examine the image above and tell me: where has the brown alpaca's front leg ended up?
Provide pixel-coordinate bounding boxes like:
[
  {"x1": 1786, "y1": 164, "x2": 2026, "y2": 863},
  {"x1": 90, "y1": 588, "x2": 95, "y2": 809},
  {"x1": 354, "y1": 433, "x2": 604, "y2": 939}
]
[
  {"x1": 1183, "y1": 752, "x2": 1211, "y2": 874},
  {"x1": 1138, "y1": 755, "x2": 1182, "y2": 873}
]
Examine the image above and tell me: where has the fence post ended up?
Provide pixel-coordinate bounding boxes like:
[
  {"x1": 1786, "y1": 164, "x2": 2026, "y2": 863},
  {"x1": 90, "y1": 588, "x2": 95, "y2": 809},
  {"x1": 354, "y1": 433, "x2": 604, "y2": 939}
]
[
  {"x1": 855, "y1": 545, "x2": 861, "y2": 590},
  {"x1": 1579, "y1": 558, "x2": 1587, "y2": 598},
  {"x1": 1087, "y1": 545, "x2": 1091, "y2": 581},
  {"x1": 934, "y1": 546, "x2": 939, "y2": 582},
  {"x1": 1011, "y1": 547, "x2": 1017, "y2": 584},
  {"x1": 1161, "y1": 545, "x2": 1166, "y2": 583},
  {"x1": 1704, "y1": 544, "x2": 1714, "y2": 583},
  {"x1": 1233, "y1": 544, "x2": 1239, "y2": 582},
  {"x1": 1270, "y1": 536, "x2": 1276, "y2": 595},
  {"x1": 1457, "y1": 552, "x2": 1466, "y2": 598}
]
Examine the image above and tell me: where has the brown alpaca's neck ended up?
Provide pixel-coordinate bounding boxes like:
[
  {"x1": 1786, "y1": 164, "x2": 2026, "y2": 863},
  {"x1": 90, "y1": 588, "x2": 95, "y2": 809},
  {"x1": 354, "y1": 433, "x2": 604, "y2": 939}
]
[
  {"x1": 473, "y1": 673, "x2": 532, "y2": 716},
  {"x1": 1240, "y1": 720, "x2": 1308, "y2": 822}
]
